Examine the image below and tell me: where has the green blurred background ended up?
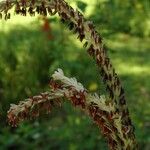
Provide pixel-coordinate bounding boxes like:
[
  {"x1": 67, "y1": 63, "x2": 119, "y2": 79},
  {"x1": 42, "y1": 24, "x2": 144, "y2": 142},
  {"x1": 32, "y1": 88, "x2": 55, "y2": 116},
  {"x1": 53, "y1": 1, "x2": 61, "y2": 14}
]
[{"x1": 0, "y1": 0, "x2": 150, "y2": 149}]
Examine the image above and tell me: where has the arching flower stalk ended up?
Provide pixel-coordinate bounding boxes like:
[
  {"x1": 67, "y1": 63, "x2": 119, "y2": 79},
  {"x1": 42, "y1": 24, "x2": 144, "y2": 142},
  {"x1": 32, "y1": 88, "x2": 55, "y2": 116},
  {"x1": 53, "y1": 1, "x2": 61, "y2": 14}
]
[
  {"x1": 51, "y1": 69, "x2": 137, "y2": 149},
  {"x1": 7, "y1": 91, "x2": 63, "y2": 127},
  {"x1": 8, "y1": 69, "x2": 135, "y2": 149},
  {"x1": 0, "y1": 0, "x2": 137, "y2": 149}
]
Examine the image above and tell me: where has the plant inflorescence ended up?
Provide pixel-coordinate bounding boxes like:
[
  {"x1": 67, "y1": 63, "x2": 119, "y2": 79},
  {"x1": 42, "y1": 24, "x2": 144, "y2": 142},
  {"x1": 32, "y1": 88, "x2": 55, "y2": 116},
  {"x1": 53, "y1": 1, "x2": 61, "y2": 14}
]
[{"x1": 0, "y1": 0, "x2": 137, "y2": 149}]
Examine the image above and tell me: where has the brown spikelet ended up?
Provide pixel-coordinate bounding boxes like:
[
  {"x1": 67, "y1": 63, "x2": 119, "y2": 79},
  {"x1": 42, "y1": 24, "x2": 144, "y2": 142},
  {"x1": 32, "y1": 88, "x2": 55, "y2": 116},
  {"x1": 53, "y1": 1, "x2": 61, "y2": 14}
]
[
  {"x1": 87, "y1": 44, "x2": 95, "y2": 57},
  {"x1": 68, "y1": 22, "x2": 74, "y2": 30},
  {"x1": 28, "y1": 6, "x2": 35, "y2": 16},
  {"x1": 83, "y1": 41, "x2": 88, "y2": 48}
]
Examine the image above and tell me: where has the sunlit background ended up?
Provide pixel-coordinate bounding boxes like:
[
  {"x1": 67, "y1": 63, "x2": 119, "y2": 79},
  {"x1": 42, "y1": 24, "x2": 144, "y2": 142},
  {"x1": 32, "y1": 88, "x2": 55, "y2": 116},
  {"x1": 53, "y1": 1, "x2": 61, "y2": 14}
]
[{"x1": 0, "y1": 0, "x2": 150, "y2": 149}]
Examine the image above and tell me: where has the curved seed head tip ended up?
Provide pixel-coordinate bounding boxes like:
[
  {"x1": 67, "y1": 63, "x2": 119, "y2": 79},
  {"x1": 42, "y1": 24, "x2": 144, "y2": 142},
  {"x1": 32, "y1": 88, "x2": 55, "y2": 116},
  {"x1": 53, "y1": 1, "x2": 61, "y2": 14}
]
[
  {"x1": 52, "y1": 68, "x2": 64, "y2": 79},
  {"x1": 52, "y1": 68, "x2": 85, "y2": 92},
  {"x1": 7, "y1": 112, "x2": 19, "y2": 127}
]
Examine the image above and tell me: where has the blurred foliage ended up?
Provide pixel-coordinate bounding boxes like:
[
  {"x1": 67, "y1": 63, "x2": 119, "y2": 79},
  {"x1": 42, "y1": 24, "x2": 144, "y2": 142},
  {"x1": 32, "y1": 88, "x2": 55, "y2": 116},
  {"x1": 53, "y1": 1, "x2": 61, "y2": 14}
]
[
  {"x1": 89, "y1": 0, "x2": 150, "y2": 37},
  {"x1": 0, "y1": 0, "x2": 150, "y2": 149}
]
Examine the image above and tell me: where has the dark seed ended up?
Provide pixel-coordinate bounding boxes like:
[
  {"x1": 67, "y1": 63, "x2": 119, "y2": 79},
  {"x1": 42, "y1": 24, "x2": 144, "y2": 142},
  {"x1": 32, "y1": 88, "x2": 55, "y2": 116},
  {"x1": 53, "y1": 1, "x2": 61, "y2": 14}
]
[
  {"x1": 7, "y1": 13, "x2": 10, "y2": 19},
  {"x1": 78, "y1": 33, "x2": 85, "y2": 42},
  {"x1": 83, "y1": 41, "x2": 88, "y2": 48},
  {"x1": 47, "y1": 7, "x2": 52, "y2": 15},
  {"x1": 68, "y1": 22, "x2": 74, "y2": 30},
  {"x1": 0, "y1": 13, "x2": 2, "y2": 19}
]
